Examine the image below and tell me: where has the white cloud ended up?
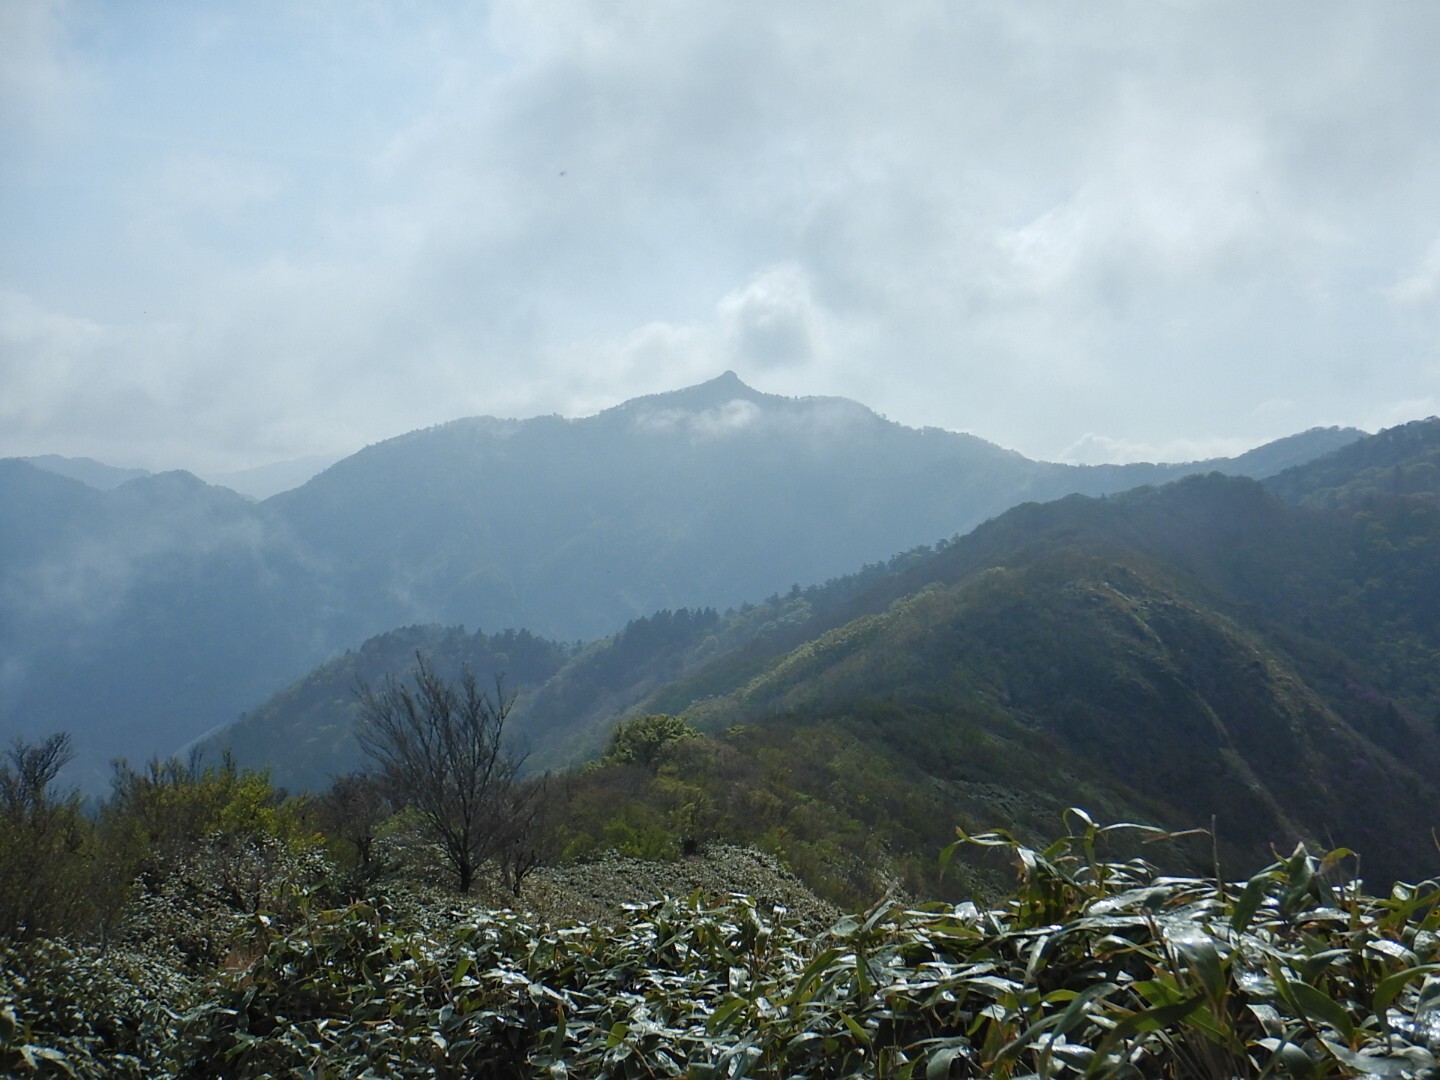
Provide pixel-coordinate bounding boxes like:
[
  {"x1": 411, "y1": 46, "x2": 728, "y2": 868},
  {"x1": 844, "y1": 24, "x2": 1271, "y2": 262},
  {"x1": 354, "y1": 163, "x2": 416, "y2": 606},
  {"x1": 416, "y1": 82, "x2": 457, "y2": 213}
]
[
  {"x1": 718, "y1": 264, "x2": 824, "y2": 372},
  {"x1": 1364, "y1": 397, "x2": 1439, "y2": 432},
  {"x1": 4, "y1": 2, "x2": 1440, "y2": 470},
  {"x1": 1386, "y1": 235, "x2": 1440, "y2": 309},
  {"x1": 153, "y1": 154, "x2": 285, "y2": 216},
  {"x1": 1059, "y1": 432, "x2": 1257, "y2": 467},
  {"x1": 635, "y1": 399, "x2": 762, "y2": 440},
  {"x1": 0, "y1": 289, "x2": 212, "y2": 467},
  {"x1": 0, "y1": 0, "x2": 90, "y2": 134}
]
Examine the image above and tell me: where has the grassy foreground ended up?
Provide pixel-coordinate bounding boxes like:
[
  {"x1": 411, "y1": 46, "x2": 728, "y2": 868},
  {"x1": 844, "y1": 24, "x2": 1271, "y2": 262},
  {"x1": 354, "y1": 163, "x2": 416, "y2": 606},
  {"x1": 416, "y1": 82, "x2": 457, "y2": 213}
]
[{"x1": 5, "y1": 813, "x2": 1440, "y2": 1078}]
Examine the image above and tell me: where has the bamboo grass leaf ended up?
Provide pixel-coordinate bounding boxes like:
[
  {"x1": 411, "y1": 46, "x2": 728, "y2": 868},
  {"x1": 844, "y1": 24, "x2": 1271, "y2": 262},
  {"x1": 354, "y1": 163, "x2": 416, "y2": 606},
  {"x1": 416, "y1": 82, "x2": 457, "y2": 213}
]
[{"x1": 1372, "y1": 963, "x2": 1440, "y2": 1025}]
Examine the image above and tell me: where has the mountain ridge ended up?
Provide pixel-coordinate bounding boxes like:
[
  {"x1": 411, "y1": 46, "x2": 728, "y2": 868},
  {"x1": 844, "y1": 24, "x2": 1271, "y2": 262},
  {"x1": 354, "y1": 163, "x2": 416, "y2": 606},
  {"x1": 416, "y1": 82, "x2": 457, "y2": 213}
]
[
  {"x1": 0, "y1": 376, "x2": 1372, "y2": 789},
  {"x1": 205, "y1": 420, "x2": 1440, "y2": 888}
]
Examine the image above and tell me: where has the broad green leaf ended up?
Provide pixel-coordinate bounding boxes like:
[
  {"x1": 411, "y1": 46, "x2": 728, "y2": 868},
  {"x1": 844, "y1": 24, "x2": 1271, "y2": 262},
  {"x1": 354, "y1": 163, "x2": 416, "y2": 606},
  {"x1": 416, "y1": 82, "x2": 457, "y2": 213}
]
[
  {"x1": 452, "y1": 955, "x2": 472, "y2": 984},
  {"x1": 840, "y1": 1012, "x2": 871, "y2": 1046},
  {"x1": 1167, "y1": 931, "x2": 1226, "y2": 1000},
  {"x1": 707, "y1": 996, "x2": 748, "y2": 1034},
  {"x1": 1283, "y1": 980, "x2": 1354, "y2": 1043},
  {"x1": 1373, "y1": 963, "x2": 1440, "y2": 1023},
  {"x1": 925, "y1": 1046, "x2": 966, "y2": 1079},
  {"x1": 1231, "y1": 872, "x2": 1272, "y2": 933}
]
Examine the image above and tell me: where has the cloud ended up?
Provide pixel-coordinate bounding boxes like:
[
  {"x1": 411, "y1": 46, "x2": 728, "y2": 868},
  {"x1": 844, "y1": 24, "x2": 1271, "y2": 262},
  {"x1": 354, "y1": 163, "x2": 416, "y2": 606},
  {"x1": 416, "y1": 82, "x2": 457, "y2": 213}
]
[
  {"x1": 718, "y1": 264, "x2": 824, "y2": 372},
  {"x1": 0, "y1": 0, "x2": 90, "y2": 134},
  {"x1": 1387, "y1": 235, "x2": 1440, "y2": 310},
  {"x1": 634, "y1": 399, "x2": 762, "y2": 440},
  {"x1": 985, "y1": 105, "x2": 1286, "y2": 314},
  {"x1": 1364, "y1": 397, "x2": 1439, "y2": 432},
  {"x1": 4, "y1": 2, "x2": 1440, "y2": 470},
  {"x1": 0, "y1": 290, "x2": 193, "y2": 467},
  {"x1": 517, "y1": 264, "x2": 837, "y2": 422},
  {"x1": 1059, "y1": 431, "x2": 1257, "y2": 467},
  {"x1": 153, "y1": 154, "x2": 285, "y2": 216}
]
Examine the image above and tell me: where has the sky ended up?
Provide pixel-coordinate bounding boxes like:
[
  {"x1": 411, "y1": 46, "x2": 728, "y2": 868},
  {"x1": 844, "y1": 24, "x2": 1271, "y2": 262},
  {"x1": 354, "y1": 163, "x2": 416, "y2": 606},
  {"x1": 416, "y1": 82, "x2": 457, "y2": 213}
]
[{"x1": 3, "y1": 1, "x2": 1440, "y2": 474}]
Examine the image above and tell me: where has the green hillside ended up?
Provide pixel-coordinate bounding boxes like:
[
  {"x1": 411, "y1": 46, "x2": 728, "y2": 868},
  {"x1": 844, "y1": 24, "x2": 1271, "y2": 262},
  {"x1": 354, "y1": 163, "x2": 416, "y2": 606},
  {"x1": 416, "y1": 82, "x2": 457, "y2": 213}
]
[
  {"x1": 1, "y1": 377, "x2": 1363, "y2": 790},
  {"x1": 210, "y1": 420, "x2": 1440, "y2": 897}
]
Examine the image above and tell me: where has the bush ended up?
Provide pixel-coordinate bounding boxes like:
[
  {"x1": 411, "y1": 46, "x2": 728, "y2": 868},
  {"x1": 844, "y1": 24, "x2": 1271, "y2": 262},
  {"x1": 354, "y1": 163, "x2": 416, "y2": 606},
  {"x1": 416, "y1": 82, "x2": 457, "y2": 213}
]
[
  {"x1": 0, "y1": 734, "x2": 97, "y2": 940},
  {"x1": 11, "y1": 811, "x2": 1440, "y2": 1076},
  {"x1": 603, "y1": 714, "x2": 699, "y2": 770},
  {"x1": 0, "y1": 939, "x2": 191, "y2": 1077},
  {"x1": 169, "y1": 815, "x2": 1440, "y2": 1077}
]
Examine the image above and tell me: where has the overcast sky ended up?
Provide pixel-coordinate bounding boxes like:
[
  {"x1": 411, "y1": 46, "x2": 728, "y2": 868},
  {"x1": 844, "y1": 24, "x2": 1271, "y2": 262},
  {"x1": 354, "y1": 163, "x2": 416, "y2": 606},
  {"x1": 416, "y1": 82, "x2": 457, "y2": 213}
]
[{"x1": 3, "y1": 1, "x2": 1439, "y2": 474}]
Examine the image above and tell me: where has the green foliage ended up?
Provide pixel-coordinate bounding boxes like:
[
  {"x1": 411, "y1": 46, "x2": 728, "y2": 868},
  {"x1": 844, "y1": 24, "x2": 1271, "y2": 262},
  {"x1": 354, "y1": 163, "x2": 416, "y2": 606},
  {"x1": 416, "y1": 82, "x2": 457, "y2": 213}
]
[
  {"x1": 12, "y1": 814, "x2": 1440, "y2": 1076},
  {"x1": 312, "y1": 771, "x2": 394, "y2": 887},
  {"x1": 0, "y1": 734, "x2": 97, "y2": 940},
  {"x1": 603, "y1": 714, "x2": 699, "y2": 770},
  {"x1": 554, "y1": 776, "x2": 682, "y2": 862},
  {"x1": 558, "y1": 716, "x2": 1004, "y2": 907},
  {"x1": 85, "y1": 753, "x2": 320, "y2": 959},
  {"x1": 178, "y1": 820, "x2": 1440, "y2": 1076},
  {"x1": 1266, "y1": 416, "x2": 1440, "y2": 509},
  {"x1": 0, "y1": 939, "x2": 192, "y2": 1077},
  {"x1": 106, "y1": 753, "x2": 312, "y2": 860},
  {"x1": 117, "y1": 835, "x2": 331, "y2": 970}
]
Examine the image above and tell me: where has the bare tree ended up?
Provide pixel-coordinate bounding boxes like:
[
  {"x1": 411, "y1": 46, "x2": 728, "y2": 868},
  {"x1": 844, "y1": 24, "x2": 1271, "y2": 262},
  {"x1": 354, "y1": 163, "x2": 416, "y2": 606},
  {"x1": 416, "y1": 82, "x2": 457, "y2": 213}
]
[
  {"x1": 0, "y1": 732, "x2": 74, "y2": 824},
  {"x1": 315, "y1": 771, "x2": 392, "y2": 872},
  {"x1": 356, "y1": 654, "x2": 540, "y2": 894},
  {"x1": 495, "y1": 773, "x2": 549, "y2": 897},
  {"x1": 0, "y1": 732, "x2": 90, "y2": 939}
]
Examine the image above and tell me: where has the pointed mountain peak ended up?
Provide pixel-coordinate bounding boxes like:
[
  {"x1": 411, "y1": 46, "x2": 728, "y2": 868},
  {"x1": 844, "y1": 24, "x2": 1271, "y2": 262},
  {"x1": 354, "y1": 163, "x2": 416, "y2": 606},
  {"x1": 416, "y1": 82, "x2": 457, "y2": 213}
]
[
  {"x1": 709, "y1": 369, "x2": 750, "y2": 393},
  {"x1": 603, "y1": 371, "x2": 771, "y2": 418}
]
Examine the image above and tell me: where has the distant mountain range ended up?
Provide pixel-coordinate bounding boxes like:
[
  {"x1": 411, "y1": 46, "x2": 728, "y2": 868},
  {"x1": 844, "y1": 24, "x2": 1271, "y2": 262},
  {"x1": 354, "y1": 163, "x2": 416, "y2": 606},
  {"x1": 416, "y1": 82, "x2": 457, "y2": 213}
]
[
  {"x1": 19, "y1": 455, "x2": 152, "y2": 490},
  {"x1": 21, "y1": 452, "x2": 344, "y2": 501},
  {"x1": 208, "y1": 416, "x2": 1440, "y2": 888},
  {"x1": 0, "y1": 373, "x2": 1365, "y2": 789}
]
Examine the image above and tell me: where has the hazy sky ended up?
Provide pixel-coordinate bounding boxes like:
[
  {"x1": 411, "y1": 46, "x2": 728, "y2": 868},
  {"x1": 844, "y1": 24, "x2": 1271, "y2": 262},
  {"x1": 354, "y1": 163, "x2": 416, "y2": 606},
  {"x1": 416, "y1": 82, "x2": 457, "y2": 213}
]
[{"x1": 4, "y1": 1, "x2": 1440, "y2": 473}]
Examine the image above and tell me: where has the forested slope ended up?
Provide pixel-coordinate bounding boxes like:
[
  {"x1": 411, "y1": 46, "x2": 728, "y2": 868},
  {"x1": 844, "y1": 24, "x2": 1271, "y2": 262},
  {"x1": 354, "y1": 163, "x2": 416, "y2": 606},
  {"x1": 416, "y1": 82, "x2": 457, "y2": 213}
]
[{"x1": 214, "y1": 420, "x2": 1440, "y2": 892}]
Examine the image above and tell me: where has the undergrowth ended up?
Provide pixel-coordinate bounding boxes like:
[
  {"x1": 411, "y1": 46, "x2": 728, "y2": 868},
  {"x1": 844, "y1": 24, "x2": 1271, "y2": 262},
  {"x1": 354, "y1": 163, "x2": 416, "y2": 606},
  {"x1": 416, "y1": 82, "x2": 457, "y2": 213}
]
[{"x1": 5, "y1": 811, "x2": 1440, "y2": 1077}]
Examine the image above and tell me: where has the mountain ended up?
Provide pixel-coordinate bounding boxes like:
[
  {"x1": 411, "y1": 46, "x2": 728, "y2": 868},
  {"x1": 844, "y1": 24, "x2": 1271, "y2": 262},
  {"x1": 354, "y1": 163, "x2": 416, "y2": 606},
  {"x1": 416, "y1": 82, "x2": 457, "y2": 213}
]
[
  {"x1": 18, "y1": 454, "x2": 151, "y2": 490},
  {"x1": 0, "y1": 464, "x2": 338, "y2": 790},
  {"x1": 208, "y1": 418, "x2": 1440, "y2": 891},
  {"x1": 1264, "y1": 415, "x2": 1440, "y2": 507},
  {"x1": 13, "y1": 451, "x2": 343, "y2": 500},
  {"x1": 200, "y1": 453, "x2": 346, "y2": 501},
  {"x1": 259, "y1": 373, "x2": 1362, "y2": 642},
  {"x1": 0, "y1": 374, "x2": 1365, "y2": 789},
  {"x1": 1216, "y1": 424, "x2": 1368, "y2": 478},
  {"x1": 198, "y1": 624, "x2": 574, "y2": 781}
]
